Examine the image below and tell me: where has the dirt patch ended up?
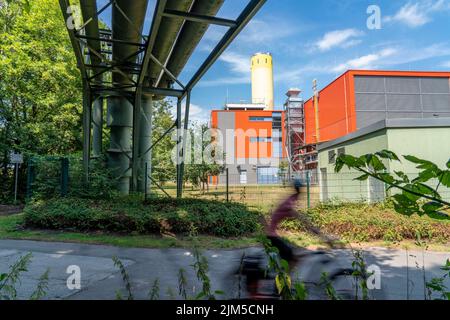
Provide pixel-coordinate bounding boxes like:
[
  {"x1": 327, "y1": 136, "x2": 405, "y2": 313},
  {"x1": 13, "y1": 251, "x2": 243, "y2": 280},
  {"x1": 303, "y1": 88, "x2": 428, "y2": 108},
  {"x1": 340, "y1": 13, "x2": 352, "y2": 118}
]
[{"x1": 0, "y1": 205, "x2": 24, "y2": 216}]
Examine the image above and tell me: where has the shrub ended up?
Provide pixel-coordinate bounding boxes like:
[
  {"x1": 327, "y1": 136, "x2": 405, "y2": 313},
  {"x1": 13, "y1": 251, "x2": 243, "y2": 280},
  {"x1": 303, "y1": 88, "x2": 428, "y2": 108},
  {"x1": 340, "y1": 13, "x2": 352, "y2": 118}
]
[
  {"x1": 280, "y1": 201, "x2": 450, "y2": 243},
  {"x1": 23, "y1": 197, "x2": 261, "y2": 237}
]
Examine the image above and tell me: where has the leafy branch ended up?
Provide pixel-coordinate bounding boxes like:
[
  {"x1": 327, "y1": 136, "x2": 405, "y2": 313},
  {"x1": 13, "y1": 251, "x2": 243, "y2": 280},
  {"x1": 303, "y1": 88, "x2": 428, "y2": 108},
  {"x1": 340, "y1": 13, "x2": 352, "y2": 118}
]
[{"x1": 335, "y1": 150, "x2": 450, "y2": 217}]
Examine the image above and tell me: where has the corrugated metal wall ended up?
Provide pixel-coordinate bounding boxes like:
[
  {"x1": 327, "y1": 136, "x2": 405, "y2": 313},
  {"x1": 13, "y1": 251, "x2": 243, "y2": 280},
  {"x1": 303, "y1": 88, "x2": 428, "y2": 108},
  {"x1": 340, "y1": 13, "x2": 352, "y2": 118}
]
[{"x1": 355, "y1": 76, "x2": 450, "y2": 129}]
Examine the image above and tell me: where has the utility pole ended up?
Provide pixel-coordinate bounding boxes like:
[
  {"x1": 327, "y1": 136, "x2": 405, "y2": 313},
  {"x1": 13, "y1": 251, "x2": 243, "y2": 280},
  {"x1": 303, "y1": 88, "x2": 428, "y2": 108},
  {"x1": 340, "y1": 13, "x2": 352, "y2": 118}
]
[{"x1": 313, "y1": 79, "x2": 320, "y2": 143}]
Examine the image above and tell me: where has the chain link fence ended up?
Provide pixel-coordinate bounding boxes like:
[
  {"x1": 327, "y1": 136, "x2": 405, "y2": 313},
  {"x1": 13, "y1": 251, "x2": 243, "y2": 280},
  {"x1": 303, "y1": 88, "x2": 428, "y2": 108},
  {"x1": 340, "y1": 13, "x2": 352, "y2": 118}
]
[{"x1": 20, "y1": 157, "x2": 450, "y2": 211}]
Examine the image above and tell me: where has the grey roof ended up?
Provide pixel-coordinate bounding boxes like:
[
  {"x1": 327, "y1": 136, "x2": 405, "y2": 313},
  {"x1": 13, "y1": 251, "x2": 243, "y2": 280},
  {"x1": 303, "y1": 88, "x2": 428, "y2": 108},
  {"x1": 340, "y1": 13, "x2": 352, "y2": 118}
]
[{"x1": 318, "y1": 118, "x2": 450, "y2": 151}]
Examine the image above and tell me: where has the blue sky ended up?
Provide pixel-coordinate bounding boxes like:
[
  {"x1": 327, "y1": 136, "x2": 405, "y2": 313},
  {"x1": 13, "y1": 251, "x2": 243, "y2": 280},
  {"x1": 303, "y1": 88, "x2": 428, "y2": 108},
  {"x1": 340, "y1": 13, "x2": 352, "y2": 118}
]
[{"x1": 97, "y1": 0, "x2": 450, "y2": 122}]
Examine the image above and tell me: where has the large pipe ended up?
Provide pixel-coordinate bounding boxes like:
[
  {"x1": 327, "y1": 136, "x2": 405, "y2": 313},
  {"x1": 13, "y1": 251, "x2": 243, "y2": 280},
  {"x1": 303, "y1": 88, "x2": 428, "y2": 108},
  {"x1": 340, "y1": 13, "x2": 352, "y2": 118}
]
[
  {"x1": 138, "y1": 95, "x2": 153, "y2": 192},
  {"x1": 158, "y1": 0, "x2": 224, "y2": 88},
  {"x1": 80, "y1": 0, "x2": 103, "y2": 158},
  {"x1": 109, "y1": 0, "x2": 148, "y2": 194},
  {"x1": 147, "y1": 0, "x2": 195, "y2": 87}
]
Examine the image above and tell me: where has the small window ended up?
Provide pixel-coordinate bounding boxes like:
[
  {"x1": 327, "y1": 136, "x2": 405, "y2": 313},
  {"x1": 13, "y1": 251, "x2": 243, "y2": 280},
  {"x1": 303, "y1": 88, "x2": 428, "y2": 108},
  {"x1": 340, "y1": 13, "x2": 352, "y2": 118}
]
[
  {"x1": 337, "y1": 147, "x2": 346, "y2": 157},
  {"x1": 249, "y1": 116, "x2": 272, "y2": 122},
  {"x1": 328, "y1": 150, "x2": 336, "y2": 164},
  {"x1": 250, "y1": 137, "x2": 272, "y2": 143}
]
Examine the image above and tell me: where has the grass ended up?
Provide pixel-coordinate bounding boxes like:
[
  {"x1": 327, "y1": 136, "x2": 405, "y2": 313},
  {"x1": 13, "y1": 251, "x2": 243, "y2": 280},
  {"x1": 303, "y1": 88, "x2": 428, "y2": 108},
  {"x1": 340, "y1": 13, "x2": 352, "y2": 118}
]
[
  {"x1": 154, "y1": 183, "x2": 321, "y2": 211},
  {"x1": 1, "y1": 211, "x2": 449, "y2": 252},
  {"x1": 1, "y1": 195, "x2": 449, "y2": 252}
]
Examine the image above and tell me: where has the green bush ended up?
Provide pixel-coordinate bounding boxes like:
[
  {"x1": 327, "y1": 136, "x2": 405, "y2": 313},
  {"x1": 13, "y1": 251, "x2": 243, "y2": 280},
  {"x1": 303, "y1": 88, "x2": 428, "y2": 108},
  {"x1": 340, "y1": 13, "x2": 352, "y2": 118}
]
[
  {"x1": 280, "y1": 200, "x2": 450, "y2": 243},
  {"x1": 23, "y1": 197, "x2": 261, "y2": 237}
]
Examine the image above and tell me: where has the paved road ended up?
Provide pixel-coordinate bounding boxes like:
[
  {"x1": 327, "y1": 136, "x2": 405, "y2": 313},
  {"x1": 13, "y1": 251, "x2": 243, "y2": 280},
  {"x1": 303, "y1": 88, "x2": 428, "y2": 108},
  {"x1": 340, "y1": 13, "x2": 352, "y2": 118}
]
[{"x1": 0, "y1": 239, "x2": 448, "y2": 300}]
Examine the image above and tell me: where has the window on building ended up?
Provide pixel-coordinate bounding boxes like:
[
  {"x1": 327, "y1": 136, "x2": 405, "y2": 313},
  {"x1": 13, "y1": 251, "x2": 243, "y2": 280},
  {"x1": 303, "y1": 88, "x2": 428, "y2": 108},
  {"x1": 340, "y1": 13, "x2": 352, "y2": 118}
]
[
  {"x1": 273, "y1": 141, "x2": 282, "y2": 158},
  {"x1": 250, "y1": 137, "x2": 272, "y2": 143},
  {"x1": 257, "y1": 167, "x2": 279, "y2": 184},
  {"x1": 249, "y1": 117, "x2": 273, "y2": 122},
  {"x1": 337, "y1": 147, "x2": 346, "y2": 157},
  {"x1": 328, "y1": 150, "x2": 336, "y2": 164},
  {"x1": 272, "y1": 112, "x2": 282, "y2": 128},
  {"x1": 240, "y1": 170, "x2": 247, "y2": 184}
]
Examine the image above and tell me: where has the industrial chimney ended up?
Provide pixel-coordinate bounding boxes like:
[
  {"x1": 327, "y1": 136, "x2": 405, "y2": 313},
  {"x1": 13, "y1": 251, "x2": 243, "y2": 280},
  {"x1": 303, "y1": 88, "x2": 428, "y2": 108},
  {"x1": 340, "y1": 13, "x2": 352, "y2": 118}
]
[{"x1": 251, "y1": 53, "x2": 274, "y2": 111}]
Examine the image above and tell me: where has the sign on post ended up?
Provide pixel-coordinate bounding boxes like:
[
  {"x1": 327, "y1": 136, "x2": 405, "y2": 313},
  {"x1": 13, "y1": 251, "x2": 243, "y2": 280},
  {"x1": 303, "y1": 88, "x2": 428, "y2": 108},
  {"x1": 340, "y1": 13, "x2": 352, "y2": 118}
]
[
  {"x1": 9, "y1": 152, "x2": 23, "y2": 203},
  {"x1": 9, "y1": 152, "x2": 23, "y2": 164}
]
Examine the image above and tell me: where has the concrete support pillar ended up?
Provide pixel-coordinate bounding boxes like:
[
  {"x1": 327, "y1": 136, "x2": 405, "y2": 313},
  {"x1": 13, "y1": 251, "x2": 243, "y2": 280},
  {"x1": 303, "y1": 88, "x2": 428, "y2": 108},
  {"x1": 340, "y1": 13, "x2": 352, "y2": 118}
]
[
  {"x1": 137, "y1": 95, "x2": 153, "y2": 193},
  {"x1": 107, "y1": 96, "x2": 133, "y2": 194},
  {"x1": 92, "y1": 97, "x2": 103, "y2": 158}
]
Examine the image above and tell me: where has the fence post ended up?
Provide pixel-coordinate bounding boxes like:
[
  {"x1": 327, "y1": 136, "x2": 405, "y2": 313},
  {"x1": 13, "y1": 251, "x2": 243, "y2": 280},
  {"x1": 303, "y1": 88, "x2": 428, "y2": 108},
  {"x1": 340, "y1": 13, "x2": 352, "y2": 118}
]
[
  {"x1": 61, "y1": 157, "x2": 69, "y2": 197},
  {"x1": 226, "y1": 168, "x2": 229, "y2": 202},
  {"x1": 144, "y1": 162, "x2": 148, "y2": 202},
  {"x1": 306, "y1": 171, "x2": 311, "y2": 209},
  {"x1": 26, "y1": 158, "x2": 35, "y2": 200}
]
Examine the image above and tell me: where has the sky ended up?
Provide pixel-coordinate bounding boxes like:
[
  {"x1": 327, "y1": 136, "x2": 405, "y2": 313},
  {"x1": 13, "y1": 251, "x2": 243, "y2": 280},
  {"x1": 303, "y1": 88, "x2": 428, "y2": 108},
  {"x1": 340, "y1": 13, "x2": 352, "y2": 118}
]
[{"x1": 97, "y1": 0, "x2": 450, "y2": 123}]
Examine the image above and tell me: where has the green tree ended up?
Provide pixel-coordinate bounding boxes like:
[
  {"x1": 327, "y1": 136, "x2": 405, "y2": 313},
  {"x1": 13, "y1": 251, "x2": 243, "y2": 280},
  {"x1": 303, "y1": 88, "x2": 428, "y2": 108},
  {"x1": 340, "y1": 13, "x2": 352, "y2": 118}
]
[
  {"x1": 184, "y1": 122, "x2": 224, "y2": 191},
  {"x1": 151, "y1": 100, "x2": 176, "y2": 184},
  {"x1": 0, "y1": 0, "x2": 82, "y2": 200}
]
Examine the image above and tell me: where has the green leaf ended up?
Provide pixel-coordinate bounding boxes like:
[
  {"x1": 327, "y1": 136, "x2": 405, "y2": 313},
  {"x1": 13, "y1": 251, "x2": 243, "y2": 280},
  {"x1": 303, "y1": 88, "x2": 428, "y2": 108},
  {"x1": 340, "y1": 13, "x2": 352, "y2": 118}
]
[
  {"x1": 367, "y1": 154, "x2": 386, "y2": 171},
  {"x1": 404, "y1": 155, "x2": 439, "y2": 172},
  {"x1": 378, "y1": 172, "x2": 395, "y2": 184},
  {"x1": 354, "y1": 174, "x2": 369, "y2": 181},
  {"x1": 415, "y1": 183, "x2": 441, "y2": 198},
  {"x1": 439, "y1": 171, "x2": 450, "y2": 188},
  {"x1": 447, "y1": 159, "x2": 450, "y2": 169},
  {"x1": 394, "y1": 171, "x2": 410, "y2": 183},
  {"x1": 422, "y1": 202, "x2": 444, "y2": 215},
  {"x1": 412, "y1": 169, "x2": 438, "y2": 183},
  {"x1": 375, "y1": 150, "x2": 400, "y2": 161},
  {"x1": 275, "y1": 275, "x2": 283, "y2": 294}
]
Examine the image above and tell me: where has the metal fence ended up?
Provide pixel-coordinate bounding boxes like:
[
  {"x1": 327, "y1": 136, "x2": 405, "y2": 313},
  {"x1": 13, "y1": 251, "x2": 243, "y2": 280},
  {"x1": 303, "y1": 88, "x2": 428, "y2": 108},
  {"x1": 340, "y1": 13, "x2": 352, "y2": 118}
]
[{"x1": 20, "y1": 157, "x2": 450, "y2": 211}]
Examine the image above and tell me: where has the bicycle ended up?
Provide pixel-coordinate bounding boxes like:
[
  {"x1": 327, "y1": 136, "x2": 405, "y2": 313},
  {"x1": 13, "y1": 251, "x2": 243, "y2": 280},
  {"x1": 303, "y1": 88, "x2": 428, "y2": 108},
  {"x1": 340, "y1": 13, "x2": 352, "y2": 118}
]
[{"x1": 223, "y1": 245, "x2": 364, "y2": 300}]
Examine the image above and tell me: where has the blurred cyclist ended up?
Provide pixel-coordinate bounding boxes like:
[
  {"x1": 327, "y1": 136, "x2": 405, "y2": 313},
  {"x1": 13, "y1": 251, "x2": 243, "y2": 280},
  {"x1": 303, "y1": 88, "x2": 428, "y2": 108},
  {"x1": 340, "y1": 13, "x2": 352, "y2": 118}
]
[{"x1": 265, "y1": 178, "x2": 336, "y2": 270}]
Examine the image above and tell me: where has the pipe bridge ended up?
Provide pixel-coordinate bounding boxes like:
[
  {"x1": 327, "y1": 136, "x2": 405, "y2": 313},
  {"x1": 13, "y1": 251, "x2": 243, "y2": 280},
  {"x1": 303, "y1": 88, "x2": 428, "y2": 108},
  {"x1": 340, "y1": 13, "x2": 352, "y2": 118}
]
[{"x1": 60, "y1": 0, "x2": 266, "y2": 196}]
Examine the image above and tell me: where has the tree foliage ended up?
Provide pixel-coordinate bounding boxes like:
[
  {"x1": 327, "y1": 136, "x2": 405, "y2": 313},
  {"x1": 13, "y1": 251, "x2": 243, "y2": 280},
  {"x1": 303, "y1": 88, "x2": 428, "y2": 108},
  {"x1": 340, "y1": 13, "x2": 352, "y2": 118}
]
[
  {"x1": 151, "y1": 100, "x2": 176, "y2": 184},
  {"x1": 184, "y1": 122, "x2": 224, "y2": 191},
  {"x1": 0, "y1": 0, "x2": 82, "y2": 201}
]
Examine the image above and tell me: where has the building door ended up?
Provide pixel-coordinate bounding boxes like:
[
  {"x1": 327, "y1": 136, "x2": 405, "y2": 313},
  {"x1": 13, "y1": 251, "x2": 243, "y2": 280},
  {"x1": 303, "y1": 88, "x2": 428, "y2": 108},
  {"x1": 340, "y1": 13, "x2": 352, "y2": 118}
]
[
  {"x1": 320, "y1": 168, "x2": 329, "y2": 201},
  {"x1": 368, "y1": 176, "x2": 385, "y2": 203},
  {"x1": 240, "y1": 170, "x2": 248, "y2": 184}
]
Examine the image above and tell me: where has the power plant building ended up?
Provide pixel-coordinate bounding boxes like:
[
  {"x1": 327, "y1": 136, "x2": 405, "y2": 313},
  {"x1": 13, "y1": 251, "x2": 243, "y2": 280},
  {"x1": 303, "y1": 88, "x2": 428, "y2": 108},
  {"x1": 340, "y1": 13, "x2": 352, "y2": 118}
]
[
  {"x1": 210, "y1": 53, "x2": 287, "y2": 185},
  {"x1": 295, "y1": 70, "x2": 450, "y2": 202},
  {"x1": 297, "y1": 70, "x2": 450, "y2": 177}
]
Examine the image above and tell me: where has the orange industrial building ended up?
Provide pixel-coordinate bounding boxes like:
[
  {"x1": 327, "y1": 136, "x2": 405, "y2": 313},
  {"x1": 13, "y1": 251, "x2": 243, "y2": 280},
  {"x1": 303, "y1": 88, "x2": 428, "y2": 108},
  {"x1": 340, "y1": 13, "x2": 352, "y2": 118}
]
[
  {"x1": 304, "y1": 70, "x2": 450, "y2": 145},
  {"x1": 210, "y1": 106, "x2": 286, "y2": 185},
  {"x1": 300, "y1": 70, "x2": 450, "y2": 173}
]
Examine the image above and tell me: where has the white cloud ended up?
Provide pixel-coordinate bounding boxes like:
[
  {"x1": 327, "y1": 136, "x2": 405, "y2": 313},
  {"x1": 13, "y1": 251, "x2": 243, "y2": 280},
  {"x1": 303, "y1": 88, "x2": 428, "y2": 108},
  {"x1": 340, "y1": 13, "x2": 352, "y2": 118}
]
[
  {"x1": 198, "y1": 76, "x2": 250, "y2": 87},
  {"x1": 171, "y1": 103, "x2": 210, "y2": 124},
  {"x1": 237, "y1": 18, "x2": 298, "y2": 45},
  {"x1": 384, "y1": 0, "x2": 450, "y2": 28},
  {"x1": 197, "y1": 51, "x2": 251, "y2": 87},
  {"x1": 219, "y1": 52, "x2": 249, "y2": 75},
  {"x1": 315, "y1": 29, "x2": 364, "y2": 52},
  {"x1": 332, "y1": 48, "x2": 398, "y2": 73},
  {"x1": 441, "y1": 60, "x2": 450, "y2": 68}
]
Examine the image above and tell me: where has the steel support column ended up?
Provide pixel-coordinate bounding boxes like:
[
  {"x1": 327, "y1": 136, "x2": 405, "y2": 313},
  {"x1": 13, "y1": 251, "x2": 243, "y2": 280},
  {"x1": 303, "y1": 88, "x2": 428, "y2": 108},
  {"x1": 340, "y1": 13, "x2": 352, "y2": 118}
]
[
  {"x1": 178, "y1": 90, "x2": 191, "y2": 198},
  {"x1": 176, "y1": 98, "x2": 182, "y2": 198}
]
